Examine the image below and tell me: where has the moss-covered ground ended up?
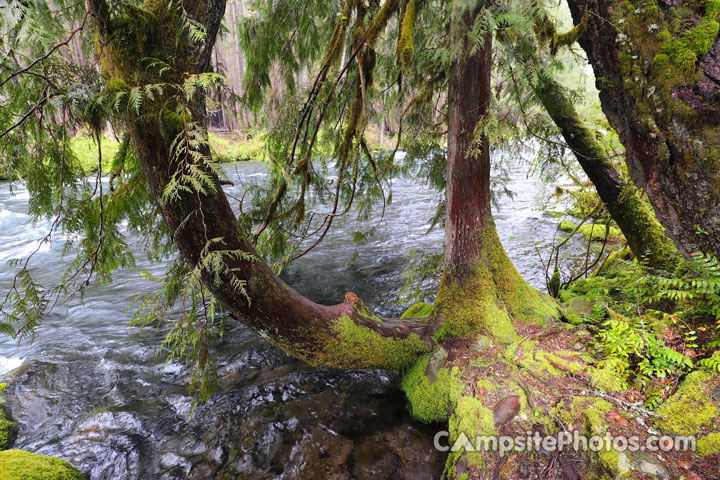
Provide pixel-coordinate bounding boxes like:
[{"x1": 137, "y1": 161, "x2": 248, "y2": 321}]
[{"x1": 399, "y1": 252, "x2": 720, "y2": 478}]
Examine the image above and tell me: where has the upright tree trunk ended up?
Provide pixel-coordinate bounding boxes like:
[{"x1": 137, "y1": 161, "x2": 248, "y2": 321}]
[
  {"x1": 435, "y1": 8, "x2": 557, "y2": 342},
  {"x1": 443, "y1": 29, "x2": 493, "y2": 284},
  {"x1": 533, "y1": 72, "x2": 680, "y2": 270},
  {"x1": 566, "y1": 0, "x2": 720, "y2": 257}
]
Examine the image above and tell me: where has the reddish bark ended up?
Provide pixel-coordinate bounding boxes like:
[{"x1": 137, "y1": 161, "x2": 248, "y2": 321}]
[{"x1": 443, "y1": 19, "x2": 493, "y2": 283}]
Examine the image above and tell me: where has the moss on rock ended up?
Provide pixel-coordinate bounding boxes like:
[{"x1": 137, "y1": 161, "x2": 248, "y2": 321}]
[
  {"x1": 577, "y1": 223, "x2": 624, "y2": 242},
  {"x1": 402, "y1": 353, "x2": 464, "y2": 423},
  {"x1": 697, "y1": 432, "x2": 720, "y2": 456},
  {"x1": 0, "y1": 419, "x2": 17, "y2": 452},
  {"x1": 0, "y1": 450, "x2": 86, "y2": 480},
  {"x1": 560, "y1": 220, "x2": 576, "y2": 232},
  {"x1": 0, "y1": 383, "x2": 17, "y2": 451},
  {"x1": 653, "y1": 370, "x2": 719, "y2": 435}
]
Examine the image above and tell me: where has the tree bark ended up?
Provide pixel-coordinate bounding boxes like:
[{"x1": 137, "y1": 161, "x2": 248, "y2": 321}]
[
  {"x1": 566, "y1": 0, "x2": 720, "y2": 257},
  {"x1": 533, "y1": 72, "x2": 680, "y2": 270},
  {"x1": 89, "y1": 0, "x2": 436, "y2": 371},
  {"x1": 435, "y1": 6, "x2": 558, "y2": 342},
  {"x1": 443, "y1": 28, "x2": 493, "y2": 283}
]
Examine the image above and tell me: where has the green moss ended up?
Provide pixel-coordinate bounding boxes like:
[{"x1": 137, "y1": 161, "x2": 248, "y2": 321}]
[
  {"x1": 0, "y1": 383, "x2": 16, "y2": 451},
  {"x1": 397, "y1": 0, "x2": 416, "y2": 69},
  {"x1": 0, "y1": 420, "x2": 17, "y2": 451},
  {"x1": 673, "y1": 47, "x2": 699, "y2": 75},
  {"x1": 0, "y1": 450, "x2": 86, "y2": 479},
  {"x1": 402, "y1": 354, "x2": 464, "y2": 423},
  {"x1": 697, "y1": 432, "x2": 720, "y2": 456},
  {"x1": 550, "y1": 10, "x2": 589, "y2": 55},
  {"x1": 653, "y1": 370, "x2": 719, "y2": 435},
  {"x1": 549, "y1": 265, "x2": 561, "y2": 298},
  {"x1": 651, "y1": 53, "x2": 670, "y2": 69},
  {"x1": 589, "y1": 363, "x2": 626, "y2": 392},
  {"x1": 447, "y1": 396, "x2": 496, "y2": 468},
  {"x1": 559, "y1": 220, "x2": 575, "y2": 232},
  {"x1": 544, "y1": 210, "x2": 566, "y2": 218},
  {"x1": 105, "y1": 77, "x2": 129, "y2": 95},
  {"x1": 69, "y1": 135, "x2": 119, "y2": 174},
  {"x1": 689, "y1": 19, "x2": 719, "y2": 56},
  {"x1": 434, "y1": 221, "x2": 557, "y2": 342},
  {"x1": 577, "y1": 224, "x2": 624, "y2": 242},
  {"x1": 707, "y1": 0, "x2": 720, "y2": 22},
  {"x1": 400, "y1": 302, "x2": 434, "y2": 319},
  {"x1": 312, "y1": 315, "x2": 429, "y2": 371},
  {"x1": 518, "y1": 348, "x2": 587, "y2": 379},
  {"x1": 577, "y1": 399, "x2": 627, "y2": 478}
]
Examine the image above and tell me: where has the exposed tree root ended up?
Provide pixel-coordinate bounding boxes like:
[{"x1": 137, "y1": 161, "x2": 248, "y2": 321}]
[{"x1": 402, "y1": 316, "x2": 720, "y2": 479}]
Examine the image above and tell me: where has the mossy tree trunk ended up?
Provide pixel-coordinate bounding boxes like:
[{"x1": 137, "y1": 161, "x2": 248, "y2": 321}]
[
  {"x1": 533, "y1": 71, "x2": 680, "y2": 270},
  {"x1": 89, "y1": 0, "x2": 435, "y2": 371},
  {"x1": 566, "y1": 0, "x2": 720, "y2": 257},
  {"x1": 435, "y1": 7, "x2": 557, "y2": 342}
]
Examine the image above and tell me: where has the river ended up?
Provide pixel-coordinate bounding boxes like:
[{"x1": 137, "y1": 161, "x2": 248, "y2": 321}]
[{"x1": 0, "y1": 153, "x2": 590, "y2": 479}]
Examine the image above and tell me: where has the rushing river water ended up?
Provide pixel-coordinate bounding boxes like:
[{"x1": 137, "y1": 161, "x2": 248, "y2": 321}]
[{"x1": 0, "y1": 153, "x2": 590, "y2": 479}]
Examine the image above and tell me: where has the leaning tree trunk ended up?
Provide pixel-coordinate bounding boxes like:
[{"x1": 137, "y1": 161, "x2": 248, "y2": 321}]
[
  {"x1": 86, "y1": 2, "x2": 720, "y2": 478},
  {"x1": 566, "y1": 0, "x2": 720, "y2": 257},
  {"x1": 89, "y1": 0, "x2": 436, "y2": 371},
  {"x1": 533, "y1": 71, "x2": 681, "y2": 270}
]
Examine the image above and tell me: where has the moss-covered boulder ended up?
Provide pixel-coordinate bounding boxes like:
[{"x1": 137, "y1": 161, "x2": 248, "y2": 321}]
[
  {"x1": 559, "y1": 219, "x2": 576, "y2": 232},
  {"x1": 400, "y1": 302, "x2": 434, "y2": 319},
  {"x1": 577, "y1": 223, "x2": 623, "y2": 242},
  {"x1": 402, "y1": 351, "x2": 464, "y2": 423},
  {"x1": 0, "y1": 418, "x2": 17, "y2": 452},
  {"x1": 0, "y1": 383, "x2": 17, "y2": 451},
  {"x1": 653, "y1": 369, "x2": 720, "y2": 436},
  {"x1": 561, "y1": 296, "x2": 594, "y2": 325},
  {"x1": 0, "y1": 450, "x2": 86, "y2": 480}
]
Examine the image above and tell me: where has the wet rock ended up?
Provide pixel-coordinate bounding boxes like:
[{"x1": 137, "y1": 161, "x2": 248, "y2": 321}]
[
  {"x1": 62, "y1": 411, "x2": 144, "y2": 480},
  {"x1": 560, "y1": 456, "x2": 581, "y2": 480},
  {"x1": 711, "y1": 385, "x2": 720, "y2": 404},
  {"x1": 355, "y1": 423, "x2": 445, "y2": 480},
  {"x1": 493, "y1": 396, "x2": 521, "y2": 427},
  {"x1": 3, "y1": 344, "x2": 445, "y2": 480},
  {"x1": 350, "y1": 438, "x2": 399, "y2": 480},
  {"x1": 424, "y1": 347, "x2": 448, "y2": 385}
]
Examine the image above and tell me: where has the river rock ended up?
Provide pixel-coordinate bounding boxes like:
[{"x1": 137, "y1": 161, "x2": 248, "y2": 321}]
[{"x1": 471, "y1": 336, "x2": 492, "y2": 352}]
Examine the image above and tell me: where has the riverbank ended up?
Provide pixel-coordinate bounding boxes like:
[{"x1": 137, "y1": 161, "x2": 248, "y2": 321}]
[{"x1": 0, "y1": 131, "x2": 267, "y2": 181}]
